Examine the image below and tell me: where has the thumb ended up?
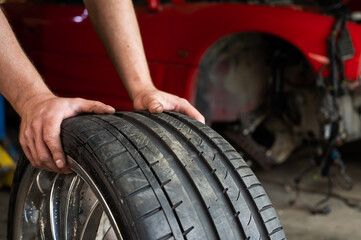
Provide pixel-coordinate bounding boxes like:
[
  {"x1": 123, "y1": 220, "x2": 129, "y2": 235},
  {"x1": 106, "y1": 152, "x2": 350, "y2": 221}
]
[{"x1": 148, "y1": 99, "x2": 164, "y2": 114}]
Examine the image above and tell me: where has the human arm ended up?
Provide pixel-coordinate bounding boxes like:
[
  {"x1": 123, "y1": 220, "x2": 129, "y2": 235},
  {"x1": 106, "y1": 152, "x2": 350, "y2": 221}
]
[
  {"x1": 83, "y1": 0, "x2": 205, "y2": 123},
  {"x1": 0, "y1": 9, "x2": 115, "y2": 173}
]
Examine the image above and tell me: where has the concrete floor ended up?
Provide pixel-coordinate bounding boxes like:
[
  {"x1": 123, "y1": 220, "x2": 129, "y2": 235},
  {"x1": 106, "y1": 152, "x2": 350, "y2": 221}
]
[
  {"x1": 256, "y1": 145, "x2": 361, "y2": 240},
  {"x1": 0, "y1": 145, "x2": 360, "y2": 239}
]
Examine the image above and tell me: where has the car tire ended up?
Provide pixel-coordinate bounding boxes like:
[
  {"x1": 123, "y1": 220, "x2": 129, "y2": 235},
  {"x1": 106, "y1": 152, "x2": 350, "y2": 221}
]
[{"x1": 8, "y1": 111, "x2": 286, "y2": 240}]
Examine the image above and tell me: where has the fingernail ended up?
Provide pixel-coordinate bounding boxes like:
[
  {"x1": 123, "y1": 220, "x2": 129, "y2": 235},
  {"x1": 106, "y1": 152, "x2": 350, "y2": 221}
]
[
  {"x1": 56, "y1": 159, "x2": 64, "y2": 168},
  {"x1": 107, "y1": 105, "x2": 116, "y2": 112},
  {"x1": 150, "y1": 103, "x2": 162, "y2": 112}
]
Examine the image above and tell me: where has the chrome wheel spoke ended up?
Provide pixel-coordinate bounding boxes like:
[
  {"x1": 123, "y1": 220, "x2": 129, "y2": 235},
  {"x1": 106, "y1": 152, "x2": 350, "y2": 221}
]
[
  {"x1": 101, "y1": 225, "x2": 117, "y2": 240},
  {"x1": 50, "y1": 174, "x2": 74, "y2": 239},
  {"x1": 81, "y1": 201, "x2": 103, "y2": 240},
  {"x1": 22, "y1": 176, "x2": 41, "y2": 239},
  {"x1": 13, "y1": 159, "x2": 121, "y2": 240},
  {"x1": 78, "y1": 184, "x2": 99, "y2": 225},
  {"x1": 22, "y1": 170, "x2": 56, "y2": 239},
  {"x1": 97, "y1": 212, "x2": 112, "y2": 240},
  {"x1": 65, "y1": 175, "x2": 84, "y2": 240}
]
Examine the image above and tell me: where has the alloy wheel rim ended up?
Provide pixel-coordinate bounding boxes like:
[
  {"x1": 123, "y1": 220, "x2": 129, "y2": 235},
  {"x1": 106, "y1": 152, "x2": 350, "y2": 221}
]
[{"x1": 13, "y1": 156, "x2": 122, "y2": 240}]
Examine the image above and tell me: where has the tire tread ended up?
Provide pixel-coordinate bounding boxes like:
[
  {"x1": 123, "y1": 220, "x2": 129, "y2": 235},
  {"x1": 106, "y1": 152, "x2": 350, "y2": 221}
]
[{"x1": 58, "y1": 112, "x2": 286, "y2": 240}]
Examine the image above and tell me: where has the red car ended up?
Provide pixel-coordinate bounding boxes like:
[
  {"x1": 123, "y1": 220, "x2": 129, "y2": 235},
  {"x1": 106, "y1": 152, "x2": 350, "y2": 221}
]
[{"x1": 3, "y1": 0, "x2": 361, "y2": 168}]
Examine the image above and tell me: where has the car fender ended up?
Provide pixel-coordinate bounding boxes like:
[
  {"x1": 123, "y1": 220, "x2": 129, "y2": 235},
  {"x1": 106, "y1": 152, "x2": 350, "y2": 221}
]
[{"x1": 162, "y1": 3, "x2": 361, "y2": 101}]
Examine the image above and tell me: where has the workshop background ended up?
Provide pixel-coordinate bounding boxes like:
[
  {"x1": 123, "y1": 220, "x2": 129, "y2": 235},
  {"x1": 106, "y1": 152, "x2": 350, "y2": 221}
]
[
  {"x1": 1, "y1": 0, "x2": 361, "y2": 239},
  {"x1": 2, "y1": 115, "x2": 361, "y2": 239}
]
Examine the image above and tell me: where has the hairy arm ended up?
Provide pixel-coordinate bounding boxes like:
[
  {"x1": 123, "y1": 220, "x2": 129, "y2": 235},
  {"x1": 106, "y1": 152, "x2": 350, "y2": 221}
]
[
  {"x1": 0, "y1": 10, "x2": 51, "y2": 114},
  {"x1": 83, "y1": 0, "x2": 205, "y2": 123},
  {"x1": 0, "y1": 9, "x2": 115, "y2": 173}
]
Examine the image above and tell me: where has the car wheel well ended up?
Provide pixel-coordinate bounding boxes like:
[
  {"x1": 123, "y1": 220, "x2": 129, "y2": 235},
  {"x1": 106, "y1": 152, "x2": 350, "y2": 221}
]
[{"x1": 195, "y1": 32, "x2": 316, "y2": 123}]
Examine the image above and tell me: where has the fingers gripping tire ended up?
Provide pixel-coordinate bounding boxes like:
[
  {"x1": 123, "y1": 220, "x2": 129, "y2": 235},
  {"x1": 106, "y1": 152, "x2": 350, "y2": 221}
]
[{"x1": 8, "y1": 112, "x2": 286, "y2": 240}]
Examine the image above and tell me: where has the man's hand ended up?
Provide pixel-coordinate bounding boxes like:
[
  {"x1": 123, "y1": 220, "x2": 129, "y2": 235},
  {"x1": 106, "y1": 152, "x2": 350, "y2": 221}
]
[
  {"x1": 84, "y1": 0, "x2": 204, "y2": 124},
  {"x1": 133, "y1": 87, "x2": 205, "y2": 123},
  {"x1": 19, "y1": 94, "x2": 115, "y2": 173}
]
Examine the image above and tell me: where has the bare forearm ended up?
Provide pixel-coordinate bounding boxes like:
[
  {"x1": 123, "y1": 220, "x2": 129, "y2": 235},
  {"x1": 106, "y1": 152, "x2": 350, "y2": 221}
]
[
  {"x1": 0, "y1": 8, "x2": 117, "y2": 173},
  {"x1": 83, "y1": 0, "x2": 154, "y2": 100},
  {"x1": 83, "y1": 0, "x2": 204, "y2": 123},
  {"x1": 0, "y1": 10, "x2": 53, "y2": 115}
]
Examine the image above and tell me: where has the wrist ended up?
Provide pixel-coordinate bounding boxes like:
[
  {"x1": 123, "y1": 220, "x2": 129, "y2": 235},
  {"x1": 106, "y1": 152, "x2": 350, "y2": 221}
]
[
  {"x1": 128, "y1": 81, "x2": 157, "y2": 101},
  {"x1": 17, "y1": 89, "x2": 55, "y2": 117}
]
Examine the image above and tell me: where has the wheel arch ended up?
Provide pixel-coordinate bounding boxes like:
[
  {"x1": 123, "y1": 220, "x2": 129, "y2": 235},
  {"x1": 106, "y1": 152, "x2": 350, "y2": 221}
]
[{"x1": 192, "y1": 31, "x2": 317, "y2": 123}]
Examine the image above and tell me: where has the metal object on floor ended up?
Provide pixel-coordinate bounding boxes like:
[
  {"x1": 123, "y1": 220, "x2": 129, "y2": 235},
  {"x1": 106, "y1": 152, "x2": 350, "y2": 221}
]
[{"x1": 289, "y1": 148, "x2": 354, "y2": 214}]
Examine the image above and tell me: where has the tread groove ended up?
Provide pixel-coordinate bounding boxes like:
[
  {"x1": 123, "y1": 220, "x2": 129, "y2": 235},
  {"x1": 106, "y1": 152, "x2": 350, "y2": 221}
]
[
  {"x1": 93, "y1": 115, "x2": 185, "y2": 239},
  {"x1": 143, "y1": 112, "x2": 246, "y2": 239},
  {"x1": 235, "y1": 165, "x2": 249, "y2": 170},
  {"x1": 92, "y1": 139, "x2": 118, "y2": 152},
  {"x1": 259, "y1": 205, "x2": 273, "y2": 212},
  {"x1": 182, "y1": 226, "x2": 195, "y2": 236},
  {"x1": 269, "y1": 227, "x2": 284, "y2": 236},
  {"x1": 247, "y1": 183, "x2": 263, "y2": 190},
  {"x1": 120, "y1": 112, "x2": 219, "y2": 239},
  {"x1": 77, "y1": 126, "x2": 105, "y2": 137},
  {"x1": 113, "y1": 165, "x2": 140, "y2": 181},
  {"x1": 265, "y1": 216, "x2": 277, "y2": 224},
  {"x1": 247, "y1": 215, "x2": 252, "y2": 226},
  {"x1": 236, "y1": 189, "x2": 241, "y2": 201},
  {"x1": 57, "y1": 113, "x2": 285, "y2": 240},
  {"x1": 165, "y1": 111, "x2": 275, "y2": 238},
  {"x1": 254, "y1": 194, "x2": 266, "y2": 199},
  {"x1": 82, "y1": 129, "x2": 108, "y2": 142},
  {"x1": 242, "y1": 174, "x2": 254, "y2": 179},
  {"x1": 124, "y1": 184, "x2": 151, "y2": 200},
  {"x1": 161, "y1": 179, "x2": 172, "y2": 187},
  {"x1": 134, "y1": 207, "x2": 163, "y2": 223},
  {"x1": 172, "y1": 201, "x2": 183, "y2": 210},
  {"x1": 103, "y1": 149, "x2": 128, "y2": 163},
  {"x1": 157, "y1": 233, "x2": 173, "y2": 240}
]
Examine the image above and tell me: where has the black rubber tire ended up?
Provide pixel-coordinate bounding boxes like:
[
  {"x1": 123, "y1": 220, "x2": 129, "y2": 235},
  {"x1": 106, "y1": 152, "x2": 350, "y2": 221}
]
[{"x1": 8, "y1": 111, "x2": 286, "y2": 240}]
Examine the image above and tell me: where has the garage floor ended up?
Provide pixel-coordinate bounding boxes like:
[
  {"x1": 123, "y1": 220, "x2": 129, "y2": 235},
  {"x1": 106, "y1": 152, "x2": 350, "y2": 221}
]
[
  {"x1": 0, "y1": 142, "x2": 360, "y2": 239},
  {"x1": 256, "y1": 144, "x2": 361, "y2": 240}
]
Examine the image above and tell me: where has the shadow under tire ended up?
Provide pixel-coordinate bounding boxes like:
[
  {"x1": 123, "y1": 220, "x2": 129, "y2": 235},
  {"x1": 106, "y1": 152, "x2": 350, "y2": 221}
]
[{"x1": 8, "y1": 111, "x2": 286, "y2": 240}]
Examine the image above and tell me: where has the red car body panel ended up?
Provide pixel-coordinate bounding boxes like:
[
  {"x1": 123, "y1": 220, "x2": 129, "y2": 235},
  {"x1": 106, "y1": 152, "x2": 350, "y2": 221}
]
[
  {"x1": 146, "y1": 3, "x2": 361, "y2": 103},
  {"x1": 3, "y1": 1, "x2": 361, "y2": 111},
  {"x1": 4, "y1": 3, "x2": 133, "y2": 109}
]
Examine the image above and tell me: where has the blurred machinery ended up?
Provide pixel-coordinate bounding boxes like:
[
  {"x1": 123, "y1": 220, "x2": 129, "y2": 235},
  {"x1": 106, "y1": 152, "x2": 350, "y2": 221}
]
[{"x1": 0, "y1": 95, "x2": 17, "y2": 188}]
